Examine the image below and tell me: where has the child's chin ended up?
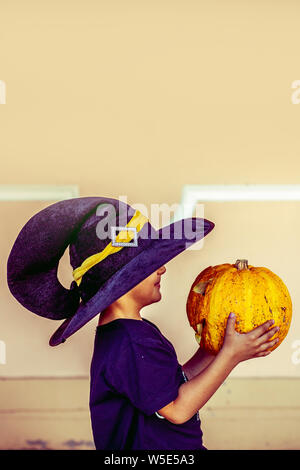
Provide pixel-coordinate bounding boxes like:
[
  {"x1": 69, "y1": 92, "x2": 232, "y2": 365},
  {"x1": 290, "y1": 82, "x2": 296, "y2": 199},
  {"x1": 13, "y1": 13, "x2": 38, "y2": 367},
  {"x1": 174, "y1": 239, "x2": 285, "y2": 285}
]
[{"x1": 153, "y1": 292, "x2": 162, "y2": 302}]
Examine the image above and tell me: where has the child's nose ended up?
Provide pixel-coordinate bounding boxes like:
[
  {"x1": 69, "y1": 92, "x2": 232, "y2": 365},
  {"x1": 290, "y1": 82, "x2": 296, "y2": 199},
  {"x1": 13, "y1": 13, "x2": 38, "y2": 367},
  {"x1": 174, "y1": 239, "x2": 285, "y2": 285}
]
[{"x1": 157, "y1": 265, "x2": 166, "y2": 275}]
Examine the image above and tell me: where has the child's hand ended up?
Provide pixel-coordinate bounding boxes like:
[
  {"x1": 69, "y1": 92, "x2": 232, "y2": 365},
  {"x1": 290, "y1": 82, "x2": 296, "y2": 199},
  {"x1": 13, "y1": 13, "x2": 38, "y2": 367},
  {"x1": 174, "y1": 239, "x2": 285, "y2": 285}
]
[{"x1": 221, "y1": 313, "x2": 280, "y2": 365}]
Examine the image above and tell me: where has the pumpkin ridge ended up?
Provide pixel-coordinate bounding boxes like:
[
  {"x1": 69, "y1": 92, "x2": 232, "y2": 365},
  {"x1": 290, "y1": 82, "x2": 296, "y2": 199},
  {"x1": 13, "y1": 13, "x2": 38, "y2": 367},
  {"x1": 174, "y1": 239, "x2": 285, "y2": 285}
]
[
  {"x1": 206, "y1": 268, "x2": 235, "y2": 350},
  {"x1": 253, "y1": 269, "x2": 292, "y2": 346}
]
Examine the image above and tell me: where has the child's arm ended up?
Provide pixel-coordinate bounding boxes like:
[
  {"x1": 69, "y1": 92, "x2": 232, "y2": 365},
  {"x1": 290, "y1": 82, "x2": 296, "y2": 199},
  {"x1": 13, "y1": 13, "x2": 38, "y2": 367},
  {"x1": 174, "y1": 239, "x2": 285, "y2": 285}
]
[
  {"x1": 158, "y1": 314, "x2": 279, "y2": 424},
  {"x1": 182, "y1": 347, "x2": 215, "y2": 380}
]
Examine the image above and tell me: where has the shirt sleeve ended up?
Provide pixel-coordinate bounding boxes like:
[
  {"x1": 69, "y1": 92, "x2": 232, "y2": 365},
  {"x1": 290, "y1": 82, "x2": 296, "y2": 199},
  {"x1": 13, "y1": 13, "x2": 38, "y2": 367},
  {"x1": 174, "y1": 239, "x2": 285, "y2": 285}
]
[{"x1": 104, "y1": 334, "x2": 183, "y2": 417}]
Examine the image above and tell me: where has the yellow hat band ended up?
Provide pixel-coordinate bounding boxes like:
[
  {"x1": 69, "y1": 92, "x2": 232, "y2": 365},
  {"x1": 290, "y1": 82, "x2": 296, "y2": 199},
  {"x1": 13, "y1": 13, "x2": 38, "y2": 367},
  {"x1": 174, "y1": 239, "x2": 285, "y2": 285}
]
[{"x1": 72, "y1": 210, "x2": 148, "y2": 287}]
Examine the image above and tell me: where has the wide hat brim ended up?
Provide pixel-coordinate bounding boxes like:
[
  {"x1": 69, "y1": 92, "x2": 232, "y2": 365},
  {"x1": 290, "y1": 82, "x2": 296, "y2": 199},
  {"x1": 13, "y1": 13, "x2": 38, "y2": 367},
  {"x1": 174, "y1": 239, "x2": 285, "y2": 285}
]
[{"x1": 49, "y1": 217, "x2": 214, "y2": 346}]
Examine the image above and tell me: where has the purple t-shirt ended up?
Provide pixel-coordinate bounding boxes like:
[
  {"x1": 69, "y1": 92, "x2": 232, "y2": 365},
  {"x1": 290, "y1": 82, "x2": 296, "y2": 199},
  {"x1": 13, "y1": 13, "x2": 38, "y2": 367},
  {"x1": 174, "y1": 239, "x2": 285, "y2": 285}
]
[{"x1": 89, "y1": 317, "x2": 206, "y2": 450}]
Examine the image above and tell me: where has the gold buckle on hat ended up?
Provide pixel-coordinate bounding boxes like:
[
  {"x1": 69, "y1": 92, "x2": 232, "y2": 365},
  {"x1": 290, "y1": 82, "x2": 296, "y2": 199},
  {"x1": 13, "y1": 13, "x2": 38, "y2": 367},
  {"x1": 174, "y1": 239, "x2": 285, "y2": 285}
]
[{"x1": 111, "y1": 226, "x2": 138, "y2": 247}]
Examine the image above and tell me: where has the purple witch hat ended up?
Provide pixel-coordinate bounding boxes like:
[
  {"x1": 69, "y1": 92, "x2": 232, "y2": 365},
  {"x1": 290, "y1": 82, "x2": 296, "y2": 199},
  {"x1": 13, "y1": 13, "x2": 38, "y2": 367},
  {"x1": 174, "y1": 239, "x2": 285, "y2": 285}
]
[{"x1": 7, "y1": 196, "x2": 215, "y2": 346}]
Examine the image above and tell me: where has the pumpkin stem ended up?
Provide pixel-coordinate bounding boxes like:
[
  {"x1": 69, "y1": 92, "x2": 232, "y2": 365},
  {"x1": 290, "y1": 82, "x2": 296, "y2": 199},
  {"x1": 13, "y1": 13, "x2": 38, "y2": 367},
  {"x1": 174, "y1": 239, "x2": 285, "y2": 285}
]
[{"x1": 235, "y1": 259, "x2": 248, "y2": 270}]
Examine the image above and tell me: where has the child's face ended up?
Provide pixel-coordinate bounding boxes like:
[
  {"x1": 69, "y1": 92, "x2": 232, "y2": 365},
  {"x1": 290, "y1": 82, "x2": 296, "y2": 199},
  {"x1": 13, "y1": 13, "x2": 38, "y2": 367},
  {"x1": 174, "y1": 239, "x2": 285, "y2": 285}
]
[{"x1": 127, "y1": 265, "x2": 166, "y2": 308}]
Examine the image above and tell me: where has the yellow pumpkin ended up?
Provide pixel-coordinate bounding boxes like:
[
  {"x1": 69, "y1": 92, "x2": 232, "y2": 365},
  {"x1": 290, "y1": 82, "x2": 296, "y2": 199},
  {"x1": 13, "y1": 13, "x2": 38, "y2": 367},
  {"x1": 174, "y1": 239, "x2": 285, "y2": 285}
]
[{"x1": 186, "y1": 259, "x2": 292, "y2": 354}]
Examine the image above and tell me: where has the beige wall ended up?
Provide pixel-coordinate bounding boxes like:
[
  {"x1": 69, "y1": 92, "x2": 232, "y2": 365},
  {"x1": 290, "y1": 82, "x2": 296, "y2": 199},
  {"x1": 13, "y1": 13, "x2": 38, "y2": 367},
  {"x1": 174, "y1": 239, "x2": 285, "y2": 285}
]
[
  {"x1": 1, "y1": 377, "x2": 299, "y2": 450},
  {"x1": 1, "y1": 0, "x2": 300, "y2": 449}
]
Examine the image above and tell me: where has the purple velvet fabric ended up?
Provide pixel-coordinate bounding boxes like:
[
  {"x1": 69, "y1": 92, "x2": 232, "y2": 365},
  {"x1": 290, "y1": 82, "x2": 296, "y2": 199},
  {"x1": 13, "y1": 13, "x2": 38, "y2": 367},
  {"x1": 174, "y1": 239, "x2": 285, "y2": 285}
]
[{"x1": 7, "y1": 197, "x2": 111, "y2": 319}]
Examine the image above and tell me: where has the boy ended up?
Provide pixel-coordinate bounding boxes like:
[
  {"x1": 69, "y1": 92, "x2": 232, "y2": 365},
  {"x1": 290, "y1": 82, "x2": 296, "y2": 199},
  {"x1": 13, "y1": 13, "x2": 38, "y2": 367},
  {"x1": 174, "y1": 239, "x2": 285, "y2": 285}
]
[{"x1": 90, "y1": 265, "x2": 279, "y2": 450}]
